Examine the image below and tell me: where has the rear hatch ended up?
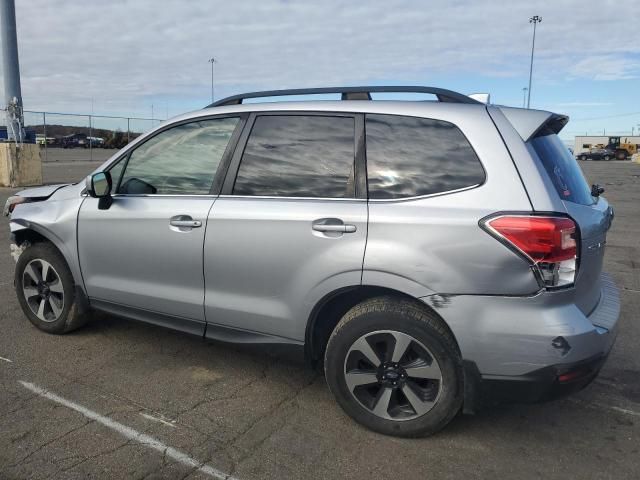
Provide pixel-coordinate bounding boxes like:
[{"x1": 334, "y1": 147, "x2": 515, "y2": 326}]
[{"x1": 528, "y1": 127, "x2": 614, "y2": 316}]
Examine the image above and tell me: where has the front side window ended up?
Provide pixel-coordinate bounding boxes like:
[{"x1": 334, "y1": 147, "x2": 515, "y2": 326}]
[
  {"x1": 365, "y1": 114, "x2": 485, "y2": 199},
  {"x1": 117, "y1": 117, "x2": 239, "y2": 195},
  {"x1": 233, "y1": 115, "x2": 355, "y2": 198}
]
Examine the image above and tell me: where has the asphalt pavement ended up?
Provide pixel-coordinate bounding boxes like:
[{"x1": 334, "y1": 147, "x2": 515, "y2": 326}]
[{"x1": 0, "y1": 160, "x2": 638, "y2": 479}]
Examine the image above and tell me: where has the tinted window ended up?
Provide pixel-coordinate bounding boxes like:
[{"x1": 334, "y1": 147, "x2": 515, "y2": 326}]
[
  {"x1": 118, "y1": 117, "x2": 239, "y2": 195},
  {"x1": 233, "y1": 115, "x2": 355, "y2": 198},
  {"x1": 529, "y1": 129, "x2": 594, "y2": 205},
  {"x1": 106, "y1": 156, "x2": 126, "y2": 187},
  {"x1": 365, "y1": 114, "x2": 485, "y2": 199}
]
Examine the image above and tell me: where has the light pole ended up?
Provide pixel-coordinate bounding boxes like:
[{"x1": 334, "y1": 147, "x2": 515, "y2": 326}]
[
  {"x1": 208, "y1": 57, "x2": 216, "y2": 103},
  {"x1": 527, "y1": 15, "x2": 541, "y2": 109},
  {"x1": 522, "y1": 87, "x2": 528, "y2": 108},
  {"x1": 1, "y1": 0, "x2": 24, "y2": 141}
]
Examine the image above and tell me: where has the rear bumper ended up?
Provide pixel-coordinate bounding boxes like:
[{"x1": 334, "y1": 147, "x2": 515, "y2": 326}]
[
  {"x1": 472, "y1": 352, "x2": 609, "y2": 407},
  {"x1": 423, "y1": 272, "x2": 620, "y2": 409}
]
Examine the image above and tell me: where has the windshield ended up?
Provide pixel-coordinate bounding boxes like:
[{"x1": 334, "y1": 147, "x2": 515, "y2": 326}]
[{"x1": 529, "y1": 128, "x2": 594, "y2": 206}]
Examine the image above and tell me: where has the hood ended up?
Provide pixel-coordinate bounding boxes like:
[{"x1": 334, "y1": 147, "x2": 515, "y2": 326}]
[{"x1": 17, "y1": 183, "x2": 70, "y2": 199}]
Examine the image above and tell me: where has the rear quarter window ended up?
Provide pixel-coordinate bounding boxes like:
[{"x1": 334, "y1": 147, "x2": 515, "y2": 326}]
[
  {"x1": 365, "y1": 114, "x2": 485, "y2": 199},
  {"x1": 529, "y1": 129, "x2": 594, "y2": 206}
]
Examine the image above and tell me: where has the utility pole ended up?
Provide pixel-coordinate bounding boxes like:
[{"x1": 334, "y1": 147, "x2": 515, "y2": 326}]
[
  {"x1": 1, "y1": 0, "x2": 24, "y2": 141},
  {"x1": 522, "y1": 87, "x2": 528, "y2": 108},
  {"x1": 208, "y1": 57, "x2": 216, "y2": 103},
  {"x1": 527, "y1": 15, "x2": 541, "y2": 109}
]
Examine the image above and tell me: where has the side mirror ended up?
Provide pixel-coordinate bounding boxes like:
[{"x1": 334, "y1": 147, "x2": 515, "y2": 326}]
[
  {"x1": 86, "y1": 171, "x2": 113, "y2": 209},
  {"x1": 591, "y1": 184, "x2": 605, "y2": 197}
]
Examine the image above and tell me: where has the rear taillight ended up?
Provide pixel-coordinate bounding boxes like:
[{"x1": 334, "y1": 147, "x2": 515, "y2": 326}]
[{"x1": 483, "y1": 215, "x2": 579, "y2": 289}]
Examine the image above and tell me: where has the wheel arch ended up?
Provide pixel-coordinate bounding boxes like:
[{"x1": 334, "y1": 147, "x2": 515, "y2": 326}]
[
  {"x1": 10, "y1": 221, "x2": 85, "y2": 290},
  {"x1": 304, "y1": 284, "x2": 461, "y2": 367}
]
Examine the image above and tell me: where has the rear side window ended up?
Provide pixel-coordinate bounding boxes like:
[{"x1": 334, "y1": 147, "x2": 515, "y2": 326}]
[
  {"x1": 365, "y1": 114, "x2": 485, "y2": 199},
  {"x1": 529, "y1": 129, "x2": 593, "y2": 205},
  {"x1": 233, "y1": 115, "x2": 355, "y2": 198}
]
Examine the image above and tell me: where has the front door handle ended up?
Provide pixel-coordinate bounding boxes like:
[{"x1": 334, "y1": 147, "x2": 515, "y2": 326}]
[
  {"x1": 312, "y1": 224, "x2": 357, "y2": 233},
  {"x1": 312, "y1": 218, "x2": 357, "y2": 236},
  {"x1": 169, "y1": 215, "x2": 202, "y2": 231},
  {"x1": 171, "y1": 219, "x2": 202, "y2": 228}
]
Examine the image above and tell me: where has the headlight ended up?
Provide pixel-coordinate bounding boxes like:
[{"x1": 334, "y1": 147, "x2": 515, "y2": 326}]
[{"x1": 3, "y1": 196, "x2": 29, "y2": 217}]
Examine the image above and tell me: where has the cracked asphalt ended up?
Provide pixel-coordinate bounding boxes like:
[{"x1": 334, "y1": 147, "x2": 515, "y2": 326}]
[{"x1": 1, "y1": 160, "x2": 639, "y2": 479}]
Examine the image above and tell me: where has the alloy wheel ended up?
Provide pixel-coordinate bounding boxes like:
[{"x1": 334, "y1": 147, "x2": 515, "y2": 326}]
[
  {"x1": 22, "y1": 259, "x2": 65, "y2": 323},
  {"x1": 343, "y1": 330, "x2": 442, "y2": 421}
]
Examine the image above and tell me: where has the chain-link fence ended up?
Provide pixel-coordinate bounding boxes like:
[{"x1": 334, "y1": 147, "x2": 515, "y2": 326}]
[{"x1": 1, "y1": 109, "x2": 163, "y2": 162}]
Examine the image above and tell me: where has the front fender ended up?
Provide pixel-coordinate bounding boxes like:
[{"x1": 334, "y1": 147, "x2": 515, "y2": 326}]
[{"x1": 9, "y1": 195, "x2": 85, "y2": 291}]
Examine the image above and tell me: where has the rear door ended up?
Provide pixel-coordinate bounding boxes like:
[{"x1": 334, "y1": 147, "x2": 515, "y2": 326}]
[
  {"x1": 528, "y1": 129, "x2": 614, "y2": 315},
  {"x1": 203, "y1": 112, "x2": 368, "y2": 342}
]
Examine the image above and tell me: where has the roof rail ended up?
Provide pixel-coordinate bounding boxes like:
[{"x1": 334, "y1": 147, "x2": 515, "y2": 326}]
[{"x1": 206, "y1": 86, "x2": 480, "y2": 108}]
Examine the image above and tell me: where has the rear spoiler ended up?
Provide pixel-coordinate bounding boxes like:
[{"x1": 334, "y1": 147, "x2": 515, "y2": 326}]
[{"x1": 495, "y1": 106, "x2": 569, "y2": 142}]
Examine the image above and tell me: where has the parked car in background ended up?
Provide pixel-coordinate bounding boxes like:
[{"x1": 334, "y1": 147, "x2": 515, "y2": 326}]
[
  {"x1": 577, "y1": 148, "x2": 615, "y2": 161},
  {"x1": 61, "y1": 133, "x2": 87, "y2": 149},
  {"x1": 4, "y1": 86, "x2": 619, "y2": 437},
  {"x1": 86, "y1": 137, "x2": 105, "y2": 148}
]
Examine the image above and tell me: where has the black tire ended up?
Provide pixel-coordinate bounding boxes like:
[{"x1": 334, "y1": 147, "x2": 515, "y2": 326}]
[
  {"x1": 604, "y1": 155, "x2": 611, "y2": 161},
  {"x1": 580, "y1": 155, "x2": 587, "y2": 161},
  {"x1": 15, "y1": 242, "x2": 88, "y2": 334},
  {"x1": 324, "y1": 296, "x2": 463, "y2": 437},
  {"x1": 616, "y1": 151, "x2": 626, "y2": 160}
]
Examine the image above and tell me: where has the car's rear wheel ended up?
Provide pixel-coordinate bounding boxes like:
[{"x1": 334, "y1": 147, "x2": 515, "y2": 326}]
[
  {"x1": 604, "y1": 155, "x2": 611, "y2": 161},
  {"x1": 15, "y1": 242, "x2": 88, "y2": 334},
  {"x1": 580, "y1": 155, "x2": 587, "y2": 161},
  {"x1": 324, "y1": 296, "x2": 463, "y2": 437}
]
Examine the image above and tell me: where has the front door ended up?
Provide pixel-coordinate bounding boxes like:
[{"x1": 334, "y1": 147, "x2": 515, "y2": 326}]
[
  {"x1": 203, "y1": 113, "x2": 368, "y2": 341},
  {"x1": 78, "y1": 116, "x2": 243, "y2": 334}
]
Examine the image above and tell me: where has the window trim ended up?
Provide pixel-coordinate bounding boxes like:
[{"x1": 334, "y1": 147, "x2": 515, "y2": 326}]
[
  {"x1": 363, "y1": 112, "x2": 487, "y2": 201},
  {"x1": 105, "y1": 113, "x2": 248, "y2": 197},
  {"x1": 221, "y1": 111, "x2": 366, "y2": 200}
]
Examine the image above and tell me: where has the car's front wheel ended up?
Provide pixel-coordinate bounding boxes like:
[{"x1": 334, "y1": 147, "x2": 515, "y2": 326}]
[
  {"x1": 324, "y1": 296, "x2": 463, "y2": 437},
  {"x1": 15, "y1": 242, "x2": 88, "y2": 334}
]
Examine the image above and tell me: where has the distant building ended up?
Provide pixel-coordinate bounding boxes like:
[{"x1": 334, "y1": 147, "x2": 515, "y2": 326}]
[{"x1": 574, "y1": 135, "x2": 640, "y2": 154}]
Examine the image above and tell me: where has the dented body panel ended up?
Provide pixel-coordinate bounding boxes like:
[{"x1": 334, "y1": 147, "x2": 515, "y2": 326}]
[
  {"x1": 422, "y1": 272, "x2": 619, "y2": 376},
  {"x1": 9, "y1": 182, "x2": 87, "y2": 289}
]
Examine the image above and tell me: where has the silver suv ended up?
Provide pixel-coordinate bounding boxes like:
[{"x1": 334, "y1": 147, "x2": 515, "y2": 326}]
[{"x1": 4, "y1": 86, "x2": 619, "y2": 437}]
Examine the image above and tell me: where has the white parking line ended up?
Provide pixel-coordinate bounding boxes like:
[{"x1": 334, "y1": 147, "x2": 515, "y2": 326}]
[
  {"x1": 19, "y1": 381, "x2": 239, "y2": 480},
  {"x1": 140, "y1": 412, "x2": 177, "y2": 428},
  {"x1": 610, "y1": 406, "x2": 640, "y2": 417},
  {"x1": 0, "y1": 356, "x2": 13, "y2": 363}
]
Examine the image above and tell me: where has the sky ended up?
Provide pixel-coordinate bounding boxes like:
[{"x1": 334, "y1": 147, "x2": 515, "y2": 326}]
[{"x1": 3, "y1": 0, "x2": 640, "y2": 141}]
